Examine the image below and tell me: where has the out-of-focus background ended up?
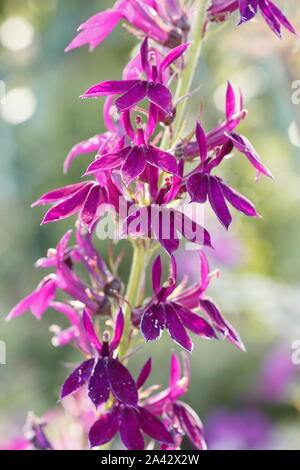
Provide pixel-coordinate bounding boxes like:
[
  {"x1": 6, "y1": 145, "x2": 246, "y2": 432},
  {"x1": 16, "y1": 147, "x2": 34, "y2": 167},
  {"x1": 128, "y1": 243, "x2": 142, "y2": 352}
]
[{"x1": 0, "y1": 0, "x2": 300, "y2": 450}]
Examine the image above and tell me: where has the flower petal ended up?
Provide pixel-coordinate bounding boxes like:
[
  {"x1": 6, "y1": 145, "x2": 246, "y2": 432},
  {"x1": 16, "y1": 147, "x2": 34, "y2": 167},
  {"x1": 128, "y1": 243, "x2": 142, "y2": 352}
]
[
  {"x1": 138, "y1": 406, "x2": 174, "y2": 444},
  {"x1": 119, "y1": 407, "x2": 144, "y2": 450},
  {"x1": 195, "y1": 122, "x2": 207, "y2": 163},
  {"x1": 85, "y1": 150, "x2": 127, "y2": 174},
  {"x1": 152, "y1": 255, "x2": 162, "y2": 295},
  {"x1": 64, "y1": 134, "x2": 105, "y2": 173},
  {"x1": 174, "y1": 303, "x2": 217, "y2": 339},
  {"x1": 88, "y1": 358, "x2": 110, "y2": 408},
  {"x1": 227, "y1": 133, "x2": 272, "y2": 178},
  {"x1": 136, "y1": 358, "x2": 152, "y2": 390},
  {"x1": 159, "y1": 41, "x2": 192, "y2": 72},
  {"x1": 147, "y1": 83, "x2": 172, "y2": 115},
  {"x1": 141, "y1": 304, "x2": 166, "y2": 342},
  {"x1": 173, "y1": 402, "x2": 206, "y2": 450},
  {"x1": 82, "y1": 310, "x2": 102, "y2": 352},
  {"x1": 106, "y1": 358, "x2": 138, "y2": 408},
  {"x1": 80, "y1": 185, "x2": 101, "y2": 229},
  {"x1": 268, "y1": 1, "x2": 296, "y2": 34},
  {"x1": 219, "y1": 180, "x2": 260, "y2": 217},
  {"x1": 115, "y1": 81, "x2": 148, "y2": 112},
  {"x1": 187, "y1": 173, "x2": 208, "y2": 203},
  {"x1": 31, "y1": 182, "x2": 88, "y2": 207},
  {"x1": 225, "y1": 82, "x2": 235, "y2": 119},
  {"x1": 89, "y1": 407, "x2": 119, "y2": 448},
  {"x1": 146, "y1": 145, "x2": 178, "y2": 175},
  {"x1": 82, "y1": 80, "x2": 140, "y2": 98},
  {"x1": 121, "y1": 147, "x2": 146, "y2": 185},
  {"x1": 208, "y1": 176, "x2": 232, "y2": 229},
  {"x1": 165, "y1": 304, "x2": 193, "y2": 352},
  {"x1": 60, "y1": 358, "x2": 95, "y2": 399},
  {"x1": 109, "y1": 309, "x2": 124, "y2": 352}
]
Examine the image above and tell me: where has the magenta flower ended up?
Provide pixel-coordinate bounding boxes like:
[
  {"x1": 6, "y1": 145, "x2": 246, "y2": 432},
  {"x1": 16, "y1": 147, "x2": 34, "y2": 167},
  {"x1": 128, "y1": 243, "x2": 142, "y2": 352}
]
[
  {"x1": 65, "y1": 0, "x2": 189, "y2": 52},
  {"x1": 89, "y1": 359, "x2": 174, "y2": 450},
  {"x1": 61, "y1": 309, "x2": 138, "y2": 409},
  {"x1": 207, "y1": 0, "x2": 296, "y2": 38},
  {"x1": 81, "y1": 37, "x2": 190, "y2": 116},
  {"x1": 138, "y1": 254, "x2": 217, "y2": 351},
  {"x1": 145, "y1": 353, "x2": 206, "y2": 450},
  {"x1": 186, "y1": 122, "x2": 261, "y2": 229}
]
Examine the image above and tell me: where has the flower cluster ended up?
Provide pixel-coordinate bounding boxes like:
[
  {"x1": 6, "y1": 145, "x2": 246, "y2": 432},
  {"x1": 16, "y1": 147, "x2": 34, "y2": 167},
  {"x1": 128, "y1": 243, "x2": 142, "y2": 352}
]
[{"x1": 7, "y1": 0, "x2": 296, "y2": 451}]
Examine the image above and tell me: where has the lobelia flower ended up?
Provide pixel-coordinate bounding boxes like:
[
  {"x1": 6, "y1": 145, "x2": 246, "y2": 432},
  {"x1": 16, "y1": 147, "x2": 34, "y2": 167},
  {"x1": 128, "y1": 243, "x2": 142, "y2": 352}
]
[
  {"x1": 185, "y1": 121, "x2": 261, "y2": 229},
  {"x1": 81, "y1": 37, "x2": 190, "y2": 116},
  {"x1": 207, "y1": 0, "x2": 296, "y2": 38},
  {"x1": 138, "y1": 254, "x2": 217, "y2": 351},
  {"x1": 6, "y1": 228, "x2": 120, "y2": 321},
  {"x1": 61, "y1": 309, "x2": 139, "y2": 409},
  {"x1": 145, "y1": 353, "x2": 206, "y2": 450},
  {"x1": 85, "y1": 114, "x2": 178, "y2": 186},
  {"x1": 65, "y1": 0, "x2": 189, "y2": 53},
  {"x1": 181, "y1": 82, "x2": 272, "y2": 179},
  {"x1": 89, "y1": 358, "x2": 174, "y2": 450}
]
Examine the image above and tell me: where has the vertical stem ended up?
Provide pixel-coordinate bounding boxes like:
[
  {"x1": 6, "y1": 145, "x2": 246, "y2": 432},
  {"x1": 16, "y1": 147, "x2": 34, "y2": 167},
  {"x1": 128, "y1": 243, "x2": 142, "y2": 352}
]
[
  {"x1": 160, "y1": 0, "x2": 206, "y2": 150},
  {"x1": 118, "y1": 241, "x2": 146, "y2": 359}
]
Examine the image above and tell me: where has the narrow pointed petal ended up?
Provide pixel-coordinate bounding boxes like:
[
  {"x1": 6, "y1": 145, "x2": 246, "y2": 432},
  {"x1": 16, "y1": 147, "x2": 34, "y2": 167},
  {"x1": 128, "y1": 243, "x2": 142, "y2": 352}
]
[
  {"x1": 139, "y1": 406, "x2": 174, "y2": 444},
  {"x1": 121, "y1": 147, "x2": 146, "y2": 185},
  {"x1": 195, "y1": 122, "x2": 207, "y2": 163},
  {"x1": 147, "y1": 83, "x2": 173, "y2": 114},
  {"x1": 42, "y1": 183, "x2": 93, "y2": 224},
  {"x1": 227, "y1": 133, "x2": 272, "y2": 177},
  {"x1": 226, "y1": 82, "x2": 235, "y2": 119},
  {"x1": 64, "y1": 135, "x2": 105, "y2": 173},
  {"x1": 82, "y1": 310, "x2": 102, "y2": 352},
  {"x1": 31, "y1": 182, "x2": 88, "y2": 207},
  {"x1": 6, "y1": 278, "x2": 56, "y2": 321},
  {"x1": 208, "y1": 176, "x2": 232, "y2": 229},
  {"x1": 82, "y1": 80, "x2": 139, "y2": 98},
  {"x1": 89, "y1": 408, "x2": 119, "y2": 448},
  {"x1": 174, "y1": 303, "x2": 217, "y2": 339},
  {"x1": 170, "y1": 352, "x2": 181, "y2": 387},
  {"x1": 80, "y1": 185, "x2": 101, "y2": 229},
  {"x1": 174, "y1": 402, "x2": 207, "y2": 450},
  {"x1": 60, "y1": 358, "x2": 95, "y2": 399},
  {"x1": 141, "y1": 304, "x2": 166, "y2": 342},
  {"x1": 175, "y1": 211, "x2": 212, "y2": 247},
  {"x1": 159, "y1": 237, "x2": 179, "y2": 255},
  {"x1": 187, "y1": 173, "x2": 208, "y2": 203},
  {"x1": 107, "y1": 358, "x2": 138, "y2": 408},
  {"x1": 65, "y1": 10, "x2": 122, "y2": 52},
  {"x1": 115, "y1": 81, "x2": 148, "y2": 112},
  {"x1": 136, "y1": 358, "x2": 152, "y2": 390},
  {"x1": 152, "y1": 255, "x2": 162, "y2": 295},
  {"x1": 165, "y1": 304, "x2": 193, "y2": 352},
  {"x1": 146, "y1": 145, "x2": 178, "y2": 175},
  {"x1": 109, "y1": 309, "x2": 124, "y2": 352},
  {"x1": 140, "y1": 37, "x2": 151, "y2": 79},
  {"x1": 239, "y1": 0, "x2": 258, "y2": 23},
  {"x1": 268, "y1": 1, "x2": 296, "y2": 34},
  {"x1": 259, "y1": 0, "x2": 281, "y2": 37},
  {"x1": 119, "y1": 407, "x2": 144, "y2": 450},
  {"x1": 88, "y1": 359, "x2": 110, "y2": 408},
  {"x1": 159, "y1": 42, "x2": 192, "y2": 72},
  {"x1": 219, "y1": 180, "x2": 260, "y2": 217},
  {"x1": 85, "y1": 151, "x2": 126, "y2": 174},
  {"x1": 200, "y1": 298, "x2": 246, "y2": 351}
]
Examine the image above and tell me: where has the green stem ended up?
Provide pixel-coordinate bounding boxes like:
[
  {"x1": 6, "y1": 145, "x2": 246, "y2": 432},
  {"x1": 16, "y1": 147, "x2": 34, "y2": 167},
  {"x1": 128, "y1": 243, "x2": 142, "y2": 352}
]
[
  {"x1": 118, "y1": 241, "x2": 147, "y2": 359},
  {"x1": 160, "y1": 0, "x2": 206, "y2": 150}
]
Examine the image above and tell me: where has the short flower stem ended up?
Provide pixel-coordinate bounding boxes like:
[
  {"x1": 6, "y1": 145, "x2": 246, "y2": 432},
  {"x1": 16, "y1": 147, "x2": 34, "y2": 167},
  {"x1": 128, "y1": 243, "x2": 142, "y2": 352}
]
[
  {"x1": 118, "y1": 240, "x2": 147, "y2": 359},
  {"x1": 160, "y1": 0, "x2": 206, "y2": 150}
]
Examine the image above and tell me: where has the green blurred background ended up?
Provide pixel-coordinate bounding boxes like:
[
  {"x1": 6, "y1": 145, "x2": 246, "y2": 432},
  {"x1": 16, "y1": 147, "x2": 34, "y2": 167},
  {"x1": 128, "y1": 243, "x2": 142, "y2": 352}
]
[{"x1": 0, "y1": 0, "x2": 300, "y2": 449}]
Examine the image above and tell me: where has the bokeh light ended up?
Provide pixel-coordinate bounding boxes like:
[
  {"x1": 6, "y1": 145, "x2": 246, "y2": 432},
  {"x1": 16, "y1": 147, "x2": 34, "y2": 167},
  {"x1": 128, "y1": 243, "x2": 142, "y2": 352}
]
[{"x1": 1, "y1": 87, "x2": 36, "y2": 124}]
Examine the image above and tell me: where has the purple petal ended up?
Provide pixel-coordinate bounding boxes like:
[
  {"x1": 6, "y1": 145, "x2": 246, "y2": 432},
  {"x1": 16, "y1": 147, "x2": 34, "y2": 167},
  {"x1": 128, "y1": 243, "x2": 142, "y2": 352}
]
[
  {"x1": 219, "y1": 180, "x2": 260, "y2": 217},
  {"x1": 268, "y1": 1, "x2": 296, "y2": 34},
  {"x1": 80, "y1": 185, "x2": 101, "y2": 229},
  {"x1": 147, "y1": 83, "x2": 172, "y2": 114},
  {"x1": 88, "y1": 359, "x2": 110, "y2": 408},
  {"x1": 259, "y1": 0, "x2": 281, "y2": 37},
  {"x1": 165, "y1": 304, "x2": 193, "y2": 352},
  {"x1": 146, "y1": 145, "x2": 178, "y2": 175},
  {"x1": 228, "y1": 133, "x2": 272, "y2": 177},
  {"x1": 31, "y1": 182, "x2": 88, "y2": 207},
  {"x1": 115, "y1": 81, "x2": 148, "y2": 112},
  {"x1": 174, "y1": 303, "x2": 217, "y2": 339},
  {"x1": 175, "y1": 211, "x2": 212, "y2": 247},
  {"x1": 6, "y1": 278, "x2": 56, "y2": 321},
  {"x1": 140, "y1": 37, "x2": 151, "y2": 79},
  {"x1": 186, "y1": 173, "x2": 208, "y2": 203},
  {"x1": 239, "y1": 0, "x2": 258, "y2": 23},
  {"x1": 208, "y1": 176, "x2": 232, "y2": 229},
  {"x1": 65, "y1": 10, "x2": 123, "y2": 52},
  {"x1": 226, "y1": 82, "x2": 235, "y2": 119},
  {"x1": 81, "y1": 80, "x2": 140, "y2": 98},
  {"x1": 85, "y1": 150, "x2": 127, "y2": 174},
  {"x1": 141, "y1": 304, "x2": 166, "y2": 342},
  {"x1": 173, "y1": 402, "x2": 206, "y2": 450},
  {"x1": 139, "y1": 406, "x2": 174, "y2": 444},
  {"x1": 159, "y1": 41, "x2": 192, "y2": 72},
  {"x1": 195, "y1": 122, "x2": 207, "y2": 163},
  {"x1": 82, "y1": 310, "x2": 102, "y2": 352},
  {"x1": 60, "y1": 358, "x2": 95, "y2": 399},
  {"x1": 119, "y1": 407, "x2": 144, "y2": 450},
  {"x1": 89, "y1": 408, "x2": 119, "y2": 448},
  {"x1": 109, "y1": 309, "x2": 124, "y2": 352},
  {"x1": 136, "y1": 358, "x2": 152, "y2": 389},
  {"x1": 64, "y1": 134, "x2": 105, "y2": 173},
  {"x1": 170, "y1": 352, "x2": 181, "y2": 387},
  {"x1": 159, "y1": 237, "x2": 180, "y2": 256},
  {"x1": 152, "y1": 255, "x2": 162, "y2": 295},
  {"x1": 200, "y1": 298, "x2": 246, "y2": 351},
  {"x1": 106, "y1": 358, "x2": 138, "y2": 408},
  {"x1": 42, "y1": 183, "x2": 93, "y2": 224},
  {"x1": 121, "y1": 147, "x2": 146, "y2": 185}
]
